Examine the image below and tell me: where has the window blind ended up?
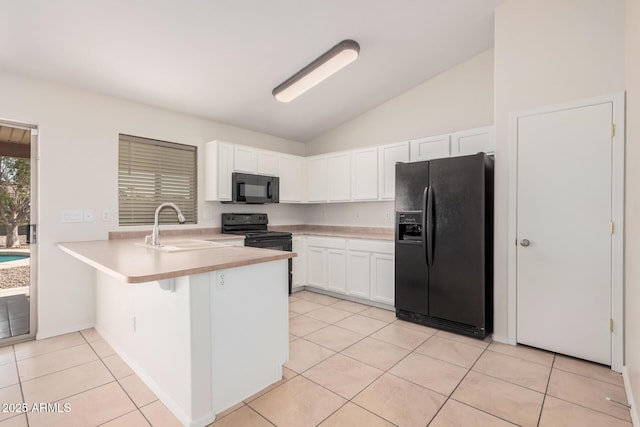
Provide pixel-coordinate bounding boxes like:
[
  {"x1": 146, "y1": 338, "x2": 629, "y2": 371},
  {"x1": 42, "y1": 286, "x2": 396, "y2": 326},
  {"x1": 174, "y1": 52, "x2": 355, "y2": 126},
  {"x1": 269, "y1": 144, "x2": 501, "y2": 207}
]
[{"x1": 118, "y1": 134, "x2": 197, "y2": 226}]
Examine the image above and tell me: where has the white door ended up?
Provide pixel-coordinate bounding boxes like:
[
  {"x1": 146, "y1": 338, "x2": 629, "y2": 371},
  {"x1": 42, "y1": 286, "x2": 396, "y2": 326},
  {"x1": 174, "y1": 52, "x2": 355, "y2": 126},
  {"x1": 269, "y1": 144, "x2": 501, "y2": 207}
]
[{"x1": 516, "y1": 102, "x2": 613, "y2": 365}]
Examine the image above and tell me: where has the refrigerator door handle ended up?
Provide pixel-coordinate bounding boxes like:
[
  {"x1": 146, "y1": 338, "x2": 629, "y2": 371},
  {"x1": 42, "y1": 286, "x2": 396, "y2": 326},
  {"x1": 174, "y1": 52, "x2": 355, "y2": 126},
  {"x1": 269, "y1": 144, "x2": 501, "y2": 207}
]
[
  {"x1": 426, "y1": 186, "x2": 434, "y2": 266},
  {"x1": 422, "y1": 186, "x2": 429, "y2": 263}
]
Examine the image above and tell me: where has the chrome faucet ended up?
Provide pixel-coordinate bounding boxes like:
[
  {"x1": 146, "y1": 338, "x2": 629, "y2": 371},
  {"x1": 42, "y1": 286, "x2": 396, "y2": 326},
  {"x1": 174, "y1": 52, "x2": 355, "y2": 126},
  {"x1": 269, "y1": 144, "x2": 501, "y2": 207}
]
[{"x1": 146, "y1": 203, "x2": 186, "y2": 247}]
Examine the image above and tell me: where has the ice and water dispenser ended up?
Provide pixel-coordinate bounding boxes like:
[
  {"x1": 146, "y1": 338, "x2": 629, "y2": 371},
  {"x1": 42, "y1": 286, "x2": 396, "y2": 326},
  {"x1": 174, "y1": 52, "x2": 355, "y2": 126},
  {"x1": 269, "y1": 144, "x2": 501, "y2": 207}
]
[{"x1": 396, "y1": 211, "x2": 423, "y2": 244}]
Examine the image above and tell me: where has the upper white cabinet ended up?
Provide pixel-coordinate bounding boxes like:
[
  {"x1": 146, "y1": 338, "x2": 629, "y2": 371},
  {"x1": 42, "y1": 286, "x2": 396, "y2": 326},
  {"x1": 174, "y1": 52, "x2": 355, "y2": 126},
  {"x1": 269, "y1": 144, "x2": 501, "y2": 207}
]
[
  {"x1": 327, "y1": 152, "x2": 351, "y2": 202},
  {"x1": 351, "y1": 147, "x2": 379, "y2": 201},
  {"x1": 257, "y1": 150, "x2": 278, "y2": 176},
  {"x1": 379, "y1": 142, "x2": 409, "y2": 200},
  {"x1": 233, "y1": 146, "x2": 258, "y2": 173},
  {"x1": 306, "y1": 156, "x2": 328, "y2": 202},
  {"x1": 451, "y1": 126, "x2": 495, "y2": 156},
  {"x1": 410, "y1": 134, "x2": 451, "y2": 162},
  {"x1": 278, "y1": 154, "x2": 304, "y2": 203},
  {"x1": 204, "y1": 141, "x2": 233, "y2": 201}
]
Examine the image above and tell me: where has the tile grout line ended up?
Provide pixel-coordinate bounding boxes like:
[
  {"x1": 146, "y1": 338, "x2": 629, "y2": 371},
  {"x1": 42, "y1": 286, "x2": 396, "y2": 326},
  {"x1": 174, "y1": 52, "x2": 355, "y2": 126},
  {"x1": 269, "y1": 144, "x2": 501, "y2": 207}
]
[{"x1": 536, "y1": 354, "x2": 556, "y2": 426}]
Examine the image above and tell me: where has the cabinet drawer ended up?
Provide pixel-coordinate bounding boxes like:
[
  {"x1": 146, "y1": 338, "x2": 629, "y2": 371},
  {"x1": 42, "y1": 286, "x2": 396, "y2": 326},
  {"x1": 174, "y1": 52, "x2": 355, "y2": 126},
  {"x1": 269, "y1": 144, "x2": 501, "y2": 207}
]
[
  {"x1": 347, "y1": 239, "x2": 393, "y2": 254},
  {"x1": 306, "y1": 237, "x2": 346, "y2": 250}
]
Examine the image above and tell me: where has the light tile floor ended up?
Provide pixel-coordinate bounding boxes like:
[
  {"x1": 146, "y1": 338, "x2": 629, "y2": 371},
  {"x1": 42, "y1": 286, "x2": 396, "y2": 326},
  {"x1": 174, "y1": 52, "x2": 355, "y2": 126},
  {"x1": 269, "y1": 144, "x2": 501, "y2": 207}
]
[{"x1": 0, "y1": 290, "x2": 632, "y2": 426}]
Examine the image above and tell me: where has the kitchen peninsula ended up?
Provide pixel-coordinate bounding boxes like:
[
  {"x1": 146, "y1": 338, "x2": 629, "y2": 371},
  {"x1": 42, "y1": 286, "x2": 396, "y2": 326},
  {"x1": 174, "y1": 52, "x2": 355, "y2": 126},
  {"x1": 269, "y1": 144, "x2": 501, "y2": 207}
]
[{"x1": 58, "y1": 238, "x2": 295, "y2": 427}]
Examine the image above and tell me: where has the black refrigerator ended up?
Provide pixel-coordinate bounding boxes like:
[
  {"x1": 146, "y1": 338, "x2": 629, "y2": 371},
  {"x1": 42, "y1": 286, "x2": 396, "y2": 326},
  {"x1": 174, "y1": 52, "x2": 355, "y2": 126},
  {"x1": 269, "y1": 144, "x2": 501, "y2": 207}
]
[{"x1": 395, "y1": 153, "x2": 493, "y2": 338}]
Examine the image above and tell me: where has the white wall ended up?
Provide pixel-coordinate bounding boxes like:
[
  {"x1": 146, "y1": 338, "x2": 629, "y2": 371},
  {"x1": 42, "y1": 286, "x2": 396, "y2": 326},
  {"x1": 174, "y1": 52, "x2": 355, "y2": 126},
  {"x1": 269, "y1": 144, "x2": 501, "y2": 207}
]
[
  {"x1": 303, "y1": 201, "x2": 395, "y2": 228},
  {"x1": 0, "y1": 70, "x2": 305, "y2": 338},
  {"x1": 625, "y1": 0, "x2": 640, "y2": 421},
  {"x1": 493, "y1": 0, "x2": 626, "y2": 340},
  {"x1": 306, "y1": 49, "x2": 495, "y2": 155}
]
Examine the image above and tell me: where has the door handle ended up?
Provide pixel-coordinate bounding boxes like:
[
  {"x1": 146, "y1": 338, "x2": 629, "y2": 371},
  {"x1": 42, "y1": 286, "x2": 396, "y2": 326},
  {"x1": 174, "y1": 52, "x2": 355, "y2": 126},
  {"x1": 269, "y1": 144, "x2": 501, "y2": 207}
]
[
  {"x1": 426, "y1": 186, "x2": 434, "y2": 266},
  {"x1": 520, "y1": 239, "x2": 530, "y2": 247}
]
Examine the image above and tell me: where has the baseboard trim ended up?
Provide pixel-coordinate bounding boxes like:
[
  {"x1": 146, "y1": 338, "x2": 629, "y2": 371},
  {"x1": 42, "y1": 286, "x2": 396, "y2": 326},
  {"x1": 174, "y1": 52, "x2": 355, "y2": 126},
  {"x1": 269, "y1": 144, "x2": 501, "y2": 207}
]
[
  {"x1": 491, "y1": 334, "x2": 510, "y2": 344},
  {"x1": 622, "y1": 366, "x2": 639, "y2": 426}
]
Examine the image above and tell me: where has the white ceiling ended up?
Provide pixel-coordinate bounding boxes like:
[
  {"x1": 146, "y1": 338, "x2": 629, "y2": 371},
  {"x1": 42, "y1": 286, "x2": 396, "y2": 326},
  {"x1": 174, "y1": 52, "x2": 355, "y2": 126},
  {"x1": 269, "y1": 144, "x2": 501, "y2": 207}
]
[{"x1": 0, "y1": 0, "x2": 504, "y2": 142}]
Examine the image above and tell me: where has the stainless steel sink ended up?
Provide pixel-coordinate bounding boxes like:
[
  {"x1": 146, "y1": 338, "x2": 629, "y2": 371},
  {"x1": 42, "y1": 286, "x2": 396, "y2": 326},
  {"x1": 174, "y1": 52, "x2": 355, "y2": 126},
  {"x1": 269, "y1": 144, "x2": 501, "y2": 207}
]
[{"x1": 135, "y1": 239, "x2": 232, "y2": 252}]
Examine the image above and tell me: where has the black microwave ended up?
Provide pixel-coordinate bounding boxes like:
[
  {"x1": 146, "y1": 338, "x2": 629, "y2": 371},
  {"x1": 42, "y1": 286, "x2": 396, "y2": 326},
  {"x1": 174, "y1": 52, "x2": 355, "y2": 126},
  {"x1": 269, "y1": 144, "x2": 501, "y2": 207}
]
[{"x1": 227, "y1": 172, "x2": 279, "y2": 204}]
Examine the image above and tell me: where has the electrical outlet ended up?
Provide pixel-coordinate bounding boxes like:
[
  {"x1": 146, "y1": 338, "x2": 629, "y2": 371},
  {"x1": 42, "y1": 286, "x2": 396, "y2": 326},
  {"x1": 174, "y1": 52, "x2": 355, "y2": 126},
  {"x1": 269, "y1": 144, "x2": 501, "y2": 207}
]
[
  {"x1": 202, "y1": 209, "x2": 212, "y2": 220},
  {"x1": 83, "y1": 210, "x2": 94, "y2": 222},
  {"x1": 102, "y1": 210, "x2": 110, "y2": 221},
  {"x1": 217, "y1": 273, "x2": 227, "y2": 290},
  {"x1": 386, "y1": 211, "x2": 391, "y2": 220}
]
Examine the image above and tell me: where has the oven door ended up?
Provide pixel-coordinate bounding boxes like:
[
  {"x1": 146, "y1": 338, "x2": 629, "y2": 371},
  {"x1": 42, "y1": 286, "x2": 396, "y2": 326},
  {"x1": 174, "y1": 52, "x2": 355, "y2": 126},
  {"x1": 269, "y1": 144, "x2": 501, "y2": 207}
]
[{"x1": 231, "y1": 173, "x2": 279, "y2": 204}]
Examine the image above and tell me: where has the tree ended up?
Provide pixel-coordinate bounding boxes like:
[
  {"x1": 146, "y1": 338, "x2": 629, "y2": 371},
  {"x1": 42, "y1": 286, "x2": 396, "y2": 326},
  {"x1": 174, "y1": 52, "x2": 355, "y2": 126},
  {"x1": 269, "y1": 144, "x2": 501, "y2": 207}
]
[{"x1": 0, "y1": 157, "x2": 30, "y2": 248}]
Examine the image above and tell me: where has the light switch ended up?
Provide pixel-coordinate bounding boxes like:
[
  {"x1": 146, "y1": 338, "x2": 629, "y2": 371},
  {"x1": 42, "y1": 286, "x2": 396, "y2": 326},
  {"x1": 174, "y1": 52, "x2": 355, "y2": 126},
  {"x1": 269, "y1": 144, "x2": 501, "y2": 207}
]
[
  {"x1": 61, "y1": 210, "x2": 83, "y2": 223},
  {"x1": 83, "y1": 210, "x2": 94, "y2": 222}
]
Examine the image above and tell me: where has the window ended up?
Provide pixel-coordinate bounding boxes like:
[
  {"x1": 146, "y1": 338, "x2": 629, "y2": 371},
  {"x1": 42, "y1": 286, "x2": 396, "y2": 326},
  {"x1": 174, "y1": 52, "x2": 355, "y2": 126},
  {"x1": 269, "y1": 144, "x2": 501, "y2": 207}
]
[{"x1": 118, "y1": 134, "x2": 197, "y2": 226}]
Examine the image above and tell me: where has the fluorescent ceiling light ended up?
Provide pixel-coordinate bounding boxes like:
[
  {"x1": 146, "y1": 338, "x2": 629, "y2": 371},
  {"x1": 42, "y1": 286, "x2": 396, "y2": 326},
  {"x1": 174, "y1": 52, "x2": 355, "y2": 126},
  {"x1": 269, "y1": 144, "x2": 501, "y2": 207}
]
[{"x1": 272, "y1": 39, "x2": 360, "y2": 103}]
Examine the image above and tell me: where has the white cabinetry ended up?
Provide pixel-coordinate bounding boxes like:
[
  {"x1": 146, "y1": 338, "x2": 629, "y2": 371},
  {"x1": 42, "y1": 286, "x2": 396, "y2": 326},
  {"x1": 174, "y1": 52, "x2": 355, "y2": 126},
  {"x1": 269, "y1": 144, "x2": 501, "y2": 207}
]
[
  {"x1": 410, "y1": 134, "x2": 451, "y2": 162},
  {"x1": 306, "y1": 245, "x2": 326, "y2": 289},
  {"x1": 451, "y1": 126, "x2": 495, "y2": 156},
  {"x1": 306, "y1": 156, "x2": 328, "y2": 202},
  {"x1": 233, "y1": 145, "x2": 258, "y2": 173},
  {"x1": 346, "y1": 249, "x2": 371, "y2": 299},
  {"x1": 305, "y1": 237, "x2": 346, "y2": 294},
  {"x1": 292, "y1": 236, "x2": 306, "y2": 290},
  {"x1": 379, "y1": 142, "x2": 409, "y2": 200},
  {"x1": 351, "y1": 147, "x2": 379, "y2": 201},
  {"x1": 278, "y1": 154, "x2": 304, "y2": 202},
  {"x1": 327, "y1": 152, "x2": 351, "y2": 202},
  {"x1": 371, "y1": 252, "x2": 395, "y2": 305},
  {"x1": 327, "y1": 249, "x2": 347, "y2": 294},
  {"x1": 204, "y1": 141, "x2": 233, "y2": 201},
  {"x1": 257, "y1": 151, "x2": 278, "y2": 176}
]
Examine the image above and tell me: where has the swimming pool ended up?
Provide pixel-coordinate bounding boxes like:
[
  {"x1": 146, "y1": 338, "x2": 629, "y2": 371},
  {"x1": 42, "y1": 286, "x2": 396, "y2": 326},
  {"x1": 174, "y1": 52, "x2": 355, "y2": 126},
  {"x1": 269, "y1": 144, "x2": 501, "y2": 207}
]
[{"x1": 0, "y1": 254, "x2": 29, "y2": 263}]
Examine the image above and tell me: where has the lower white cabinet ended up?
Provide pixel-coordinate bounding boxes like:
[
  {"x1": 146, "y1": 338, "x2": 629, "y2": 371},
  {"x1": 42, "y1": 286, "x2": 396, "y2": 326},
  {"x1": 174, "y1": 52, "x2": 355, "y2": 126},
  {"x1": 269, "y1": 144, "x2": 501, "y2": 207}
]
[
  {"x1": 292, "y1": 236, "x2": 306, "y2": 290},
  {"x1": 297, "y1": 236, "x2": 394, "y2": 306}
]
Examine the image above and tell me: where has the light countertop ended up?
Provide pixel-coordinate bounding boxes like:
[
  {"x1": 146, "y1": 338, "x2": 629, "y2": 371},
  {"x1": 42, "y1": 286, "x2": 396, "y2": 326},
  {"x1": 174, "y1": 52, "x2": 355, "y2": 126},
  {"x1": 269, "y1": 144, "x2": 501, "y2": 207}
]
[{"x1": 58, "y1": 238, "x2": 295, "y2": 284}]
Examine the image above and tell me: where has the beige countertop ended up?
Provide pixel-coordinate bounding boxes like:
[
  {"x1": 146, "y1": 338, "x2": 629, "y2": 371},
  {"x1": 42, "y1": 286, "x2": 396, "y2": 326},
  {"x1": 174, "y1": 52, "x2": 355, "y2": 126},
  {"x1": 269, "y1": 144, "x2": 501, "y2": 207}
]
[{"x1": 58, "y1": 238, "x2": 295, "y2": 284}]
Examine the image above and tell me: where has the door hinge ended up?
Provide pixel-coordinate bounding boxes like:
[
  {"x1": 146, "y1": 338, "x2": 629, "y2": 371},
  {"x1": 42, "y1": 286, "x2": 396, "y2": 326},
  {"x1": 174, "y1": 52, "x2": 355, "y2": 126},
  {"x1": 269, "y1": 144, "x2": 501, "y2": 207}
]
[
  {"x1": 611, "y1": 124, "x2": 615, "y2": 137},
  {"x1": 610, "y1": 222, "x2": 615, "y2": 235},
  {"x1": 610, "y1": 318, "x2": 614, "y2": 333}
]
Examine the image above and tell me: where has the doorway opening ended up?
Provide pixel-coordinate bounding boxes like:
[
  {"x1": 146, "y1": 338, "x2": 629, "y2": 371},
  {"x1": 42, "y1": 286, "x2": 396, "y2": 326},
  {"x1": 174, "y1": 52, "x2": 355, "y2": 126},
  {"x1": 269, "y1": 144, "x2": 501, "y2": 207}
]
[{"x1": 0, "y1": 121, "x2": 37, "y2": 345}]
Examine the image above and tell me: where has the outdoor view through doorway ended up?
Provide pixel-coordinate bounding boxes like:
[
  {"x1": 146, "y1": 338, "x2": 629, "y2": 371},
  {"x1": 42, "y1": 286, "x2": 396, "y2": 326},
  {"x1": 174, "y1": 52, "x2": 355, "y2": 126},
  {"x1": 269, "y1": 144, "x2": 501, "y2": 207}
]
[{"x1": 0, "y1": 124, "x2": 31, "y2": 340}]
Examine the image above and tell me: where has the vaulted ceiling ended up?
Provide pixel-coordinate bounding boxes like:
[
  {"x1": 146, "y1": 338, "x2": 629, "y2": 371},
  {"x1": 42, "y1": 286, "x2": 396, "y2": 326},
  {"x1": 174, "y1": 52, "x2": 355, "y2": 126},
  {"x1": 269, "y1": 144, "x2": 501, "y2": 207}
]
[{"x1": 0, "y1": 0, "x2": 504, "y2": 142}]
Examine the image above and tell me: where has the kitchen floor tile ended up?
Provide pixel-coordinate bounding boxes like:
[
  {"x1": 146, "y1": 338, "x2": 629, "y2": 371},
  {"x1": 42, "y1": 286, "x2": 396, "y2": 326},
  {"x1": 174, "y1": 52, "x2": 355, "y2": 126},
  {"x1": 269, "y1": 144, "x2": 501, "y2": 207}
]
[
  {"x1": 0, "y1": 384, "x2": 23, "y2": 423},
  {"x1": 0, "y1": 362, "x2": 18, "y2": 388},
  {"x1": 79, "y1": 328, "x2": 102, "y2": 343},
  {"x1": 288, "y1": 299, "x2": 324, "y2": 314},
  {"x1": 0, "y1": 345, "x2": 14, "y2": 366},
  {"x1": 304, "y1": 306, "x2": 353, "y2": 324},
  {"x1": 334, "y1": 314, "x2": 388, "y2": 335},
  {"x1": 303, "y1": 353, "x2": 383, "y2": 399},
  {"x1": 88, "y1": 339, "x2": 116, "y2": 359},
  {"x1": 101, "y1": 410, "x2": 151, "y2": 427},
  {"x1": 26, "y1": 382, "x2": 136, "y2": 427},
  {"x1": 473, "y1": 350, "x2": 551, "y2": 393},
  {"x1": 213, "y1": 405, "x2": 272, "y2": 426},
  {"x1": 243, "y1": 368, "x2": 297, "y2": 403},
  {"x1": 553, "y1": 355, "x2": 624, "y2": 386},
  {"x1": 0, "y1": 414, "x2": 28, "y2": 427},
  {"x1": 304, "y1": 325, "x2": 365, "y2": 352},
  {"x1": 284, "y1": 338, "x2": 335, "y2": 373},
  {"x1": 318, "y1": 402, "x2": 394, "y2": 426},
  {"x1": 389, "y1": 352, "x2": 467, "y2": 396},
  {"x1": 488, "y1": 341, "x2": 554, "y2": 367},
  {"x1": 330, "y1": 299, "x2": 369, "y2": 313},
  {"x1": 546, "y1": 368, "x2": 630, "y2": 421},
  {"x1": 17, "y1": 343, "x2": 98, "y2": 381},
  {"x1": 435, "y1": 330, "x2": 491, "y2": 349},
  {"x1": 415, "y1": 335, "x2": 485, "y2": 368},
  {"x1": 13, "y1": 332, "x2": 85, "y2": 361},
  {"x1": 102, "y1": 354, "x2": 135, "y2": 379},
  {"x1": 452, "y1": 371, "x2": 544, "y2": 427},
  {"x1": 359, "y1": 306, "x2": 397, "y2": 323},
  {"x1": 430, "y1": 399, "x2": 517, "y2": 427},
  {"x1": 289, "y1": 315, "x2": 328, "y2": 337},
  {"x1": 248, "y1": 376, "x2": 346, "y2": 427},
  {"x1": 294, "y1": 291, "x2": 342, "y2": 306},
  {"x1": 118, "y1": 374, "x2": 158, "y2": 407},
  {"x1": 21, "y1": 359, "x2": 114, "y2": 403},
  {"x1": 342, "y1": 337, "x2": 410, "y2": 370},
  {"x1": 539, "y1": 395, "x2": 632, "y2": 427},
  {"x1": 288, "y1": 311, "x2": 299, "y2": 319},
  {"x1": 370, "y1": 323, "x2": 432, "y2": 350},
  {"x1": 353, "y1": 373, "x2": 446, "y2": 427},
  {"x1": 140, "y1": 400, "x2": 183, "y2": 427}
]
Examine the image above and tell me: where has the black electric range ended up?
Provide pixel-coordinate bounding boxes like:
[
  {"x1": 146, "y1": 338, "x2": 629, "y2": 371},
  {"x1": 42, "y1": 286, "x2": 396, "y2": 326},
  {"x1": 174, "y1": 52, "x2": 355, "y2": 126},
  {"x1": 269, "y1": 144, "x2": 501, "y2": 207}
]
[{"x1": 221, "y1": 213, "x2": 293, "y2": 293}]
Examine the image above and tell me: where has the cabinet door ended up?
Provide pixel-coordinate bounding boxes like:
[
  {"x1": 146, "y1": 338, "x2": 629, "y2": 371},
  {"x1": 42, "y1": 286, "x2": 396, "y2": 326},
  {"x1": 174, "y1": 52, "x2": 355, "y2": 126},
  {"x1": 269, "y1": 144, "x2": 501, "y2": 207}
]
[
  {"x1": 233, "y1": 146, "x2": 258, "y2": 173},
  {"x1": 306, "y1": 156, "x2": 328, "y2": 202},
  {"x1": 410, "y1": 134, "x2": 451, "y2": 162},
  {"x1": 379, "y1": 142, "x2": 409, "y2": 200},
  {"x1": 327, "y1": 152, "x2": 351, "y2": 202},
  {"x1": 204, "y1": 141, "x2": 233, "y2": 201},
  {"x1": 306, "y1": 246, "x2": 326, "y2": 289},
  {"x1": 351, "y1": 147, "x2": 378, "y2": 201},
  {"x1": 371, "y1": 253, "x2": 394, "y2": 305},
  {"x1": 326, "y1": 249, "x2": 346, "y2": 294},
  {"x1": 257, "y1": 151, "x2": 278, "y2": 176},
  {"x1": 278, "y1": 155, "x2": 304, "y2": 202},
  {"x1": 346, "y1": 250, "x2": 370, "y2": 299},
  {"x1": 451, "y1": 126, "x2": 495, "y2": 156},
  {"x1": 292, "y1": 237, "x2": 306, "y2": 289}
]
